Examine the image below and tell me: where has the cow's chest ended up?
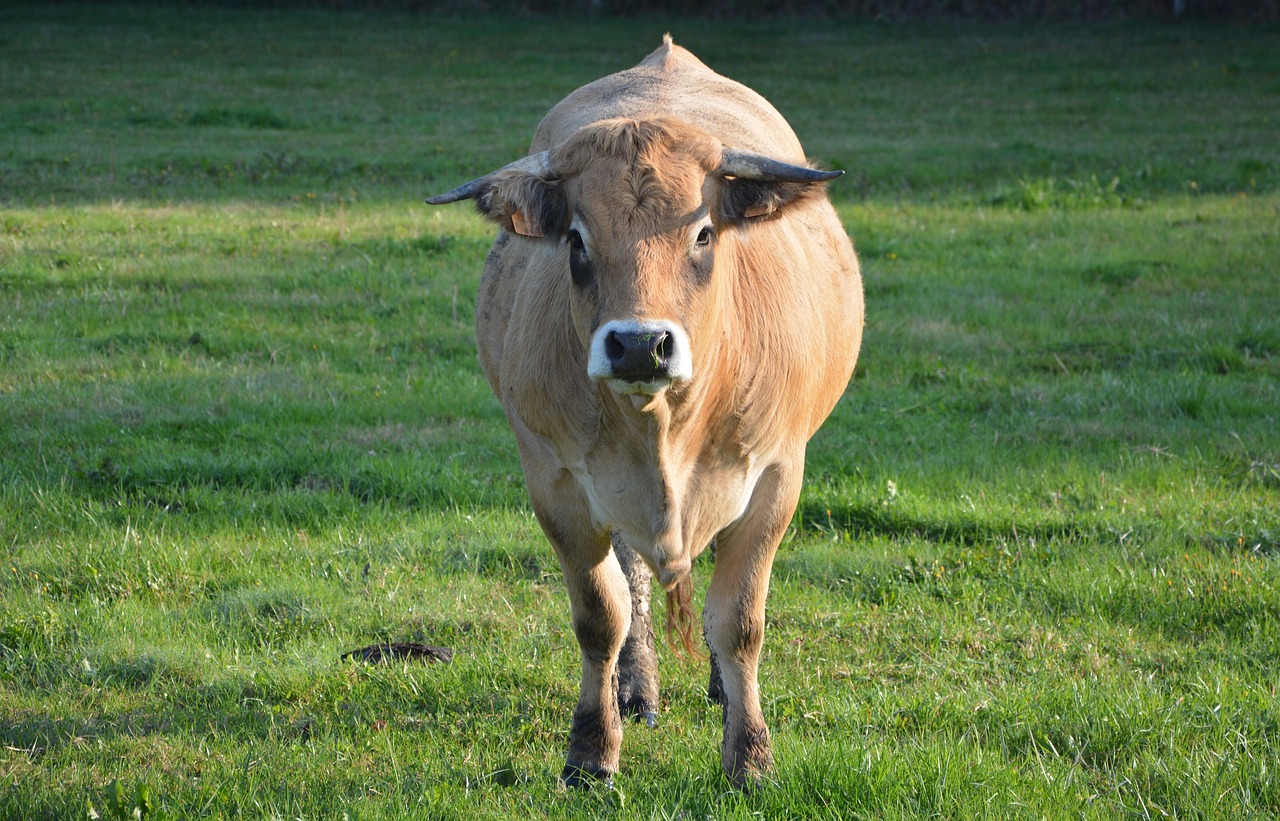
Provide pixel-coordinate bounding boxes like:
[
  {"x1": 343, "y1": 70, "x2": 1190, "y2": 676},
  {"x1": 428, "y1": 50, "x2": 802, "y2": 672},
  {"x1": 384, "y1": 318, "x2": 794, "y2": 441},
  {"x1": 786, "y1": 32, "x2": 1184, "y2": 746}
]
[{"x1": 566, "y1": 443, "x2": 765, "y2": 571}]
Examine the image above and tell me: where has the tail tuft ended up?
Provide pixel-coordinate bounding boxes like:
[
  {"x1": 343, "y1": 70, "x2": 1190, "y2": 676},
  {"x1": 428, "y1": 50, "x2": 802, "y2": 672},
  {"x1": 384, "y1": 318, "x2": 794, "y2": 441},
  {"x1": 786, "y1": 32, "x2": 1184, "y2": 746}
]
[{"x1": 664, "y1": 575, "x2": 701, "y2": 659}]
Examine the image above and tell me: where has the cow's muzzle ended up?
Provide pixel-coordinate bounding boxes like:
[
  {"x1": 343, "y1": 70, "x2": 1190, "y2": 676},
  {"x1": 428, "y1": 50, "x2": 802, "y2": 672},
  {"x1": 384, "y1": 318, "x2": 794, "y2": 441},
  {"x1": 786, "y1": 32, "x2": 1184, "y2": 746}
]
[{"x1": 588, "y1": 320, "x2": 692, "y2": 395}]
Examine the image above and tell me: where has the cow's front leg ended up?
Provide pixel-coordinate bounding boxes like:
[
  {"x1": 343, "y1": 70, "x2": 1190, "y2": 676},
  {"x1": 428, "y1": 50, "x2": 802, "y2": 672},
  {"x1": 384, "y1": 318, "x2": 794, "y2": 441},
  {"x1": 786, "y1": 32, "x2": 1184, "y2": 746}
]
[
  {"x1": 546, "y1": 522, "x2": 631, "y2": 788},
  {"x1": 703, "y1": 461, "x2": 803, "y2": 787},
  {"x1": 612, "y1": 533, "x2": 660, "y2": 727}
]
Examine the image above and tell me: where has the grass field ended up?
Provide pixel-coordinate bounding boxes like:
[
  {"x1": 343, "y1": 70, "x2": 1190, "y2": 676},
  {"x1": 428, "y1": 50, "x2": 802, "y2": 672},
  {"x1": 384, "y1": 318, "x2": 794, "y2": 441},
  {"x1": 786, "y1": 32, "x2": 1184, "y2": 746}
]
[{"x1": 2, "y1": 4, "x2": 1279, "y2": 819}]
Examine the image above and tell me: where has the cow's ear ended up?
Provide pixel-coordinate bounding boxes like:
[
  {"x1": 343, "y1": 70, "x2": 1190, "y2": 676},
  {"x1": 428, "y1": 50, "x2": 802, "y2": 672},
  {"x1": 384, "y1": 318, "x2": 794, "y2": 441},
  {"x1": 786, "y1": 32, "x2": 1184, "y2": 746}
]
[
  {"x1": 474, "y1": 171, "x2": 568, "y2": 239},
  {"x1": 717, "y1": 177, "x2": 823, "y2": 225}
]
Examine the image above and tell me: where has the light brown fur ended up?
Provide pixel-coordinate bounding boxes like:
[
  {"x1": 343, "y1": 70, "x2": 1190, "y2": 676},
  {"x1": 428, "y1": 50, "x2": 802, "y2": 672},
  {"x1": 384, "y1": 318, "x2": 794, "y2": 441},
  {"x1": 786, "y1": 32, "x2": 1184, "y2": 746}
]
[{"x1": 432, "y1": 38, "x2": 863, "y2": 788}]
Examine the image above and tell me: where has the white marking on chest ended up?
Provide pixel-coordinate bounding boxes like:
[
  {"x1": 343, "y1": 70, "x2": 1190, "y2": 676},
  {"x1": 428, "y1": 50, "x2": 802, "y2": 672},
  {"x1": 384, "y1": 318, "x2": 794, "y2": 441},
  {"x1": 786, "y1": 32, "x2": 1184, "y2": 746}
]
[
  {"x1": 729, "y1": 456, "x2": 767, "y2": 525},
  {"x1": 565, "y1": 459, "x2": 610, "y2": 530}
]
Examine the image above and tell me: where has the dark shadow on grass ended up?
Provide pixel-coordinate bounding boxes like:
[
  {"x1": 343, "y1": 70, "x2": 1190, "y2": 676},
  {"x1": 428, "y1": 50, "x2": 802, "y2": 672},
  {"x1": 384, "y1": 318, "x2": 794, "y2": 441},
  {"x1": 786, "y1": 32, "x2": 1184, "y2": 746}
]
[
  {"x1": 792, "y1": 497, "x2": 1280, "y2": 649},
  {"x1": 795, "y1": 497, "x2": 1087, "y2": 549},
  {"x1": 0, "y1": 686, "x2": 277, "y2": 757}
]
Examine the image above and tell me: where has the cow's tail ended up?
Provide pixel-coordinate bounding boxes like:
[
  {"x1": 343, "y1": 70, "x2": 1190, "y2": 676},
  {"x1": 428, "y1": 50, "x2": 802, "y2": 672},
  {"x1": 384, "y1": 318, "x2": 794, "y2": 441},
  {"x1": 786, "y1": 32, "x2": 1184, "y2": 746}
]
[{"x1": 664, "y1": 575, "x2": 700, "y2": 659}]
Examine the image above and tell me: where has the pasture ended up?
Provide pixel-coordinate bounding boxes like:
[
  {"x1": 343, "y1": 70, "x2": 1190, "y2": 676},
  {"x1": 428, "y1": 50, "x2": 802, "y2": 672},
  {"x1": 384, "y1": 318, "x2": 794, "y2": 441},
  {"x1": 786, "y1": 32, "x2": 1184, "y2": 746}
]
[{"x1": 2, "y1": 5, "x2": 1278, "y2": 818}]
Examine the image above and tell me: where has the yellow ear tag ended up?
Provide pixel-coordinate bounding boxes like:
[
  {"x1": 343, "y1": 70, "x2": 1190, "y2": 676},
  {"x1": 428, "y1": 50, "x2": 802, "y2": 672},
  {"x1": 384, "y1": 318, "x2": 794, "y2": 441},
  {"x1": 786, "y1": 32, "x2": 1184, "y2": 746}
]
[{"x1": 511, "y1": 209, "x2": 543, "y2": 238}]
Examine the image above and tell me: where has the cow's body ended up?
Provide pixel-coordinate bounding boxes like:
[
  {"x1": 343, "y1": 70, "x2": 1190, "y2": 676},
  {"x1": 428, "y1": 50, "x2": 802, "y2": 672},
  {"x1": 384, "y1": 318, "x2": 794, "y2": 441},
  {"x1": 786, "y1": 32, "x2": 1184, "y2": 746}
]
[{"x1": 428, "y1": 37, "x2": 863, "y2": 787}]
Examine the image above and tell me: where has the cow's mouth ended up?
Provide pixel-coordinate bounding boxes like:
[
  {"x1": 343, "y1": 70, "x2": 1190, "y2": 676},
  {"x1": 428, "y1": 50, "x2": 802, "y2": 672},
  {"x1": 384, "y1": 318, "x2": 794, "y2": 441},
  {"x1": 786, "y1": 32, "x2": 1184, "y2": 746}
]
[{"x1": 604, "y1": 376, "x2": 675, "y2": 397}]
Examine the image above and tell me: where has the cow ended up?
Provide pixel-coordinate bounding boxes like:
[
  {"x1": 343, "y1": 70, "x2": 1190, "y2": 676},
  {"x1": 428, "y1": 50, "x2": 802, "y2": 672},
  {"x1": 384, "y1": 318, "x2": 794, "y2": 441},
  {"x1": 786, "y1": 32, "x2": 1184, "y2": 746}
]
[{"x1": 426, "y1": 35, "x2": 863, "y2": 788}]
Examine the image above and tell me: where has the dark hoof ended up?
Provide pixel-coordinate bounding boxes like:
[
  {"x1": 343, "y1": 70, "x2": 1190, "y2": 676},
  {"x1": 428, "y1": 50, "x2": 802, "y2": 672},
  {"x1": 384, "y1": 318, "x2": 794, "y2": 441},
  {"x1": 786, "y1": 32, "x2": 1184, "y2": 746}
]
[
  {"x1": 559, "y1": 764, "x2": 615, "y2": 790},
  {"x1": 620, "y1": 696, "x2": 659, "y2": 726}
]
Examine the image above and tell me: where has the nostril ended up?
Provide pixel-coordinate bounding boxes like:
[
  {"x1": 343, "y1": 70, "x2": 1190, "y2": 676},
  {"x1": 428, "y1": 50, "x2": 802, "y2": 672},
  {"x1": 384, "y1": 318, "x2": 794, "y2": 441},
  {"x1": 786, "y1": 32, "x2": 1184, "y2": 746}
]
[
  {"x1": 654, "y1": 332, "x2": 672, "y2": 362},
  {"x1": 605, "y1": 330, "x2": 626, "y2": 365}
]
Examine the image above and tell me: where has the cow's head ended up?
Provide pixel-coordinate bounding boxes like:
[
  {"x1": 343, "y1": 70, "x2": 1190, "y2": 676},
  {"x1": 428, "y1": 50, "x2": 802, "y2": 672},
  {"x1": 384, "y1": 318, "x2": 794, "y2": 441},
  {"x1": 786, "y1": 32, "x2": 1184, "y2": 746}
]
[{"x1": 427, "y1": 118, "x2": 840, "y2": 400}]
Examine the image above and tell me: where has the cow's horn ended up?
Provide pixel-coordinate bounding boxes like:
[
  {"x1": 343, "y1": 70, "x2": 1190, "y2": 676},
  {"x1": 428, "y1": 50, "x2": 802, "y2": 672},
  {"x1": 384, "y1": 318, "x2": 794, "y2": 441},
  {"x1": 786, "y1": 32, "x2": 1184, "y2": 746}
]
[
  {"x1": 425, "y1": 151, "x2": 554, "y2": 205},
  {"x1": 717, "y1": 149, "x2": 843, "y2": 184}
]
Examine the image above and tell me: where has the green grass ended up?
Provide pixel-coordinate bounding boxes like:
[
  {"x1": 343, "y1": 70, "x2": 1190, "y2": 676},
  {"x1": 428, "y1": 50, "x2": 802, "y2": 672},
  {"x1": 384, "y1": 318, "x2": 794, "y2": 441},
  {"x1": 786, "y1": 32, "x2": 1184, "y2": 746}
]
[{"x1": 2, "y1": 4, "x2": 1279, "y2": 819}]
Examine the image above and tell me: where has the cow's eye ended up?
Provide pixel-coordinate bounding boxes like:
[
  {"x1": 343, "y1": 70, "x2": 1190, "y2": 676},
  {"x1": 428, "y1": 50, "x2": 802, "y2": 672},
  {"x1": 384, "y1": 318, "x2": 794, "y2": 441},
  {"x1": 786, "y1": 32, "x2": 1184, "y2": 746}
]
[
  {"x1": 695, "y1": 226, "x2": 715, "y2": 247},
  {"x1": 566, "y1": 229, "x2": 593, "y2": 288}
]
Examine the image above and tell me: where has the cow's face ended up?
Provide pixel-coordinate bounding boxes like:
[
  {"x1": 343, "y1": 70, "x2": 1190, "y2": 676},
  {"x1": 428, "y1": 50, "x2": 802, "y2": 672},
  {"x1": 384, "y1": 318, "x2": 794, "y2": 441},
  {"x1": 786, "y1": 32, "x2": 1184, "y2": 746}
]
[
  {"x1": 555, "y1": 122, "x2": 721, "y2": 398},
  {"x1": 437, "y1": 118, "x2": 837, "y2": 400}
]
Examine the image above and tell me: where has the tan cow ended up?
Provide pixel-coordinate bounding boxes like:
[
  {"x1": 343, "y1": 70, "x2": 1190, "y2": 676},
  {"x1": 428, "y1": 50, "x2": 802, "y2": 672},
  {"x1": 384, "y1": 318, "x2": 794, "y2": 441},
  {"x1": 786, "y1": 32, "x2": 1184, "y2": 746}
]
[{"x1": 427, "y1": 36, "x2": 863, "y2": 787}]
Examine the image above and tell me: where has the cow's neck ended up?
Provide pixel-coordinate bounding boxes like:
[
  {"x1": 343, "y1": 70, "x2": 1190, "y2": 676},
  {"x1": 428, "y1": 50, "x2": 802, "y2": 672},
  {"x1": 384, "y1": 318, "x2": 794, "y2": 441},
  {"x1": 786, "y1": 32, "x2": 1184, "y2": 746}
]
[
  {"x1": 595, "y1": 302, "x2": 738, "y2": 474},
  {"x1": 589, "y1": 325, "x2": 741, "y2": 572}
]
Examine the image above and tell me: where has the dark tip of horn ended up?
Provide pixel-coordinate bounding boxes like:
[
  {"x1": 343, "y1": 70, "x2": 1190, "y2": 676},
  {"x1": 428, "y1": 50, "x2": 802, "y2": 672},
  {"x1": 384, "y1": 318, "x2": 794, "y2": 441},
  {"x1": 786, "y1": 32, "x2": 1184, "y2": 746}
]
[
  {"x1": 425, "y1": 179, "x2": 487, "y2": 205},
  {"x1": 718, "y1": 149, "x2": 846, "y2": 185},
  {"x1": 425, "y1": 151, "x2": 555, "y2": 206}
]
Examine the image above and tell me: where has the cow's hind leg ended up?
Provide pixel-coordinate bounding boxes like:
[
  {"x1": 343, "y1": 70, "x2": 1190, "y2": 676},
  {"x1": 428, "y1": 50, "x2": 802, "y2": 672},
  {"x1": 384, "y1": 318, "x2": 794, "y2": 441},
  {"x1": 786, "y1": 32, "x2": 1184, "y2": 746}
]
[
  {"x1": 704, "y1": 538, "x2": 725, "y2": 706},
  {"x1": 703, "y1": 461, "x2": 803, "y2": 787},
  {"x1": 612, "y1": 533, "x2": 660, "y2": 727}
]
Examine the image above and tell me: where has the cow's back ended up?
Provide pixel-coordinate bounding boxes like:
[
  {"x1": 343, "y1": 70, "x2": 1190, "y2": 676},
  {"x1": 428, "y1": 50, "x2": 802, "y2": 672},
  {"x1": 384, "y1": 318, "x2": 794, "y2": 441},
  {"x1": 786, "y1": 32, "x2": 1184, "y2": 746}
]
[{"x1": 530, "y1": 36, "x2": 805, "y2": 162}]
